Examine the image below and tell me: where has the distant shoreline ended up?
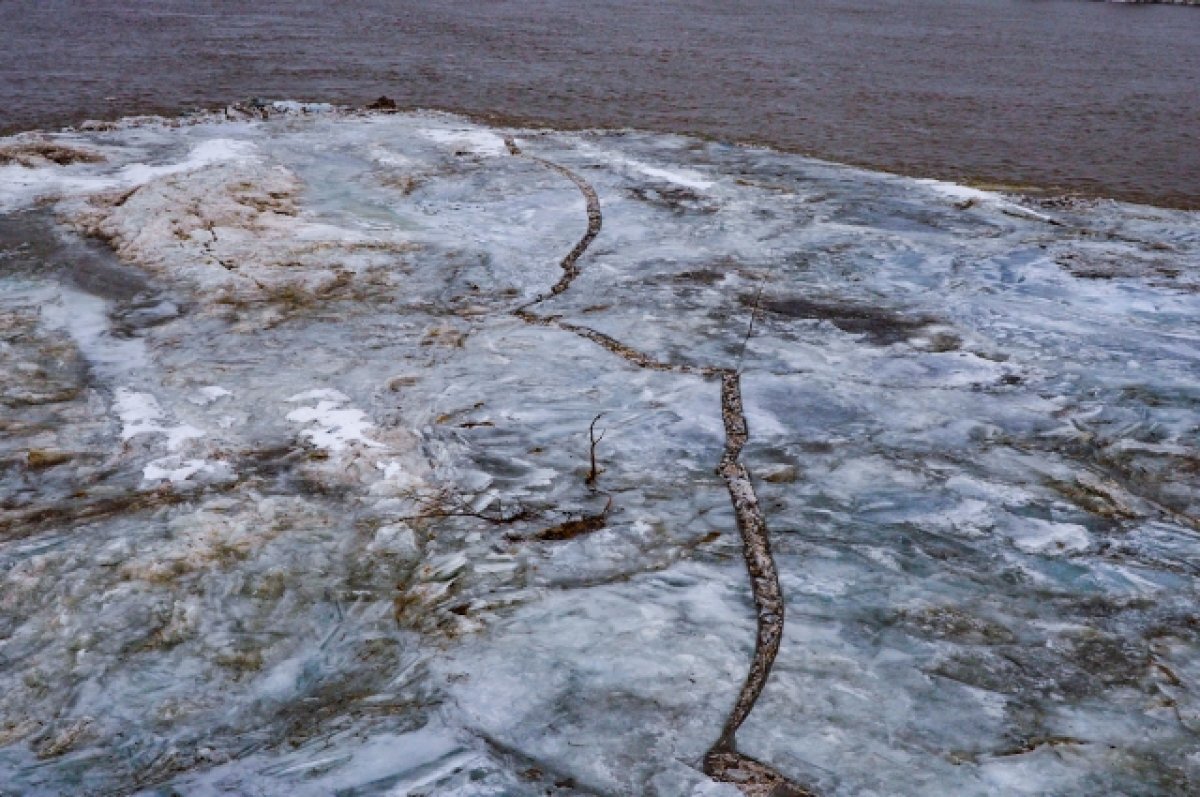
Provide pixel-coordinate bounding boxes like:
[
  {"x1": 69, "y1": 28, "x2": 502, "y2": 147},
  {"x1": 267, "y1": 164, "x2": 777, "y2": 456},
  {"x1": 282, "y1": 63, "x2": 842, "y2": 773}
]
[{"x1": 3, "y1": 0, "x2": 1198, "y2": 210}]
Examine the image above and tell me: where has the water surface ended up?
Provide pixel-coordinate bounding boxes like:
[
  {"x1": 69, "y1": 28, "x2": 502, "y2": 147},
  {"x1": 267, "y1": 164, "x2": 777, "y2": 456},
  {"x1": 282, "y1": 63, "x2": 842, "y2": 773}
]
[{"x1": 2, "y1": 0, "x2": 1198, "y2": 206}]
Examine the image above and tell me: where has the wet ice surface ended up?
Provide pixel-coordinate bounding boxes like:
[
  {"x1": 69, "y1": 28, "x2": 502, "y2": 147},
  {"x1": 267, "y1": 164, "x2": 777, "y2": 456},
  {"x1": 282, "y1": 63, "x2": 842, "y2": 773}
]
[{"x1": 0, "y1": 108, "x2": 1197, "y2": 796}]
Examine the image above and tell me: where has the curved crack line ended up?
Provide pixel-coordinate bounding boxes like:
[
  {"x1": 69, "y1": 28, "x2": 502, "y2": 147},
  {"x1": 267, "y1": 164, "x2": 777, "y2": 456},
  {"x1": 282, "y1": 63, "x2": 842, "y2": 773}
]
[
  {"x1": 713, "y1": 372, "x2": 784, "y2": 745},
  {"x1": 510, "y1": 141, "x2": 602, "y2": 307},
  {"x1": 502, "y1": 137, "x2": 816, "y2": 796}
]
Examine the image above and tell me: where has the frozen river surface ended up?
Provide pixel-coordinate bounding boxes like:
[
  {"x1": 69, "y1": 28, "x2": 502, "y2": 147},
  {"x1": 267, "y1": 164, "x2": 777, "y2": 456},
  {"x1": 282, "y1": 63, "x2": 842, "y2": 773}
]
[{"x1": 0, "y1": 106, "x2": 1198, "y2": 795}]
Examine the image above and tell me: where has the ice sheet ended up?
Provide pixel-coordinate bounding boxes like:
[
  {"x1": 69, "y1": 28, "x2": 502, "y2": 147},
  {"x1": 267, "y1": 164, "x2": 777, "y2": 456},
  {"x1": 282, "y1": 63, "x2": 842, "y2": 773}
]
[{"x1": 0, "y1": 106, "x2": 1196, "y2": 796}]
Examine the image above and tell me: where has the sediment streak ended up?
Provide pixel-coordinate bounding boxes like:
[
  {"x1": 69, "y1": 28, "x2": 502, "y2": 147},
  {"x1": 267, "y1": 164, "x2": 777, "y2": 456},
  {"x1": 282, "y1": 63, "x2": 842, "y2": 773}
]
[{"x1": 503, "y1": 137, "x2": 814, "y2": 797}]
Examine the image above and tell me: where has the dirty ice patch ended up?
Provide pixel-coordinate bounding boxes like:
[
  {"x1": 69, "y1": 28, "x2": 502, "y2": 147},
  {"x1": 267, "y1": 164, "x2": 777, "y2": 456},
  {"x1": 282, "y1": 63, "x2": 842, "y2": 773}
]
[
  {"x1": 113, "y1": 388, "x2": 205, "y2": 450},
  {"x1": 0, "y1": 137, "x2": 258, "y2": 213},
  {"x1": 286, "y1": 389, "x2": 383, "y2": 451},
  {"x1": 417, "y1": 126, "x2": 509, "y2": 157}
]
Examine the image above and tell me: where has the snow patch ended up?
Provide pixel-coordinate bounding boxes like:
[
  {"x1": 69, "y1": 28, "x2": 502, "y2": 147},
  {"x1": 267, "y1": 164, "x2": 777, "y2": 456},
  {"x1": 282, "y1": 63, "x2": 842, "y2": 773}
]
[
  {"x1": 190, "y1": 385, "x2": 233, "y2": 405},
  {"x1": 418, "y1": 126, "x2": 509, "y2": 157},
  {"x1": 285, "y1": 389, "x2": 382, "y2": 451},
  {"x1": 580, "y1": 143, "x2": 715, "y2": 190},
  {"x1": 918, "y1": 177, "x2": 1057, "y2": 223},
  {"x1": 117, "y1": 138, "x2": 258, "y2": 185},
  {"x1": 142, "y1": 456, "x2": 230, "y2": 484},
  {"x1": 113, "y1": 388, "x2": 205, "y2": 450}
]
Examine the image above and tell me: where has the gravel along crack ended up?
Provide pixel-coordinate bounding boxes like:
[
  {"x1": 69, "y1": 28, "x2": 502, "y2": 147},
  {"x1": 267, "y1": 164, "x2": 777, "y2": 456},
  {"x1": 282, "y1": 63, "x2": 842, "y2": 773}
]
[{"x1": 503, "y1": 136, "x2": 813, "y2": 796}]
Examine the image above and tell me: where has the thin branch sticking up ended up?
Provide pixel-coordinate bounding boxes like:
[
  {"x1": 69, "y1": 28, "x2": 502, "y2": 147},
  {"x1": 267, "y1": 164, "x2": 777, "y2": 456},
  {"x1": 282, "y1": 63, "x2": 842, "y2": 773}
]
[
  {"x1": 586, "y1": 412, "x2": 607, "y2": 489},
  {"x1": 735, "y1": 281, "x2": 765, "y2": 374}
]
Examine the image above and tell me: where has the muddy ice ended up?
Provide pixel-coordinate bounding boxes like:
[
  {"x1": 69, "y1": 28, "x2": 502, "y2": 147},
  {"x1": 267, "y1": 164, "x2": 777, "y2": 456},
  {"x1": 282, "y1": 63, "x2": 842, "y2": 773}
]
[{"x1": 0, "y1": 105, "x2": 1197, "y2": 795}]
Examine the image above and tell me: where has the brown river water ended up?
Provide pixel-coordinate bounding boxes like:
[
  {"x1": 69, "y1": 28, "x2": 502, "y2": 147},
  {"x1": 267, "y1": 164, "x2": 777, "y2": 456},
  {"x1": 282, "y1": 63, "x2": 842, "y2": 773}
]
[{"x1": 1, "y1": 0, "x2": 1198, "y2": 207}]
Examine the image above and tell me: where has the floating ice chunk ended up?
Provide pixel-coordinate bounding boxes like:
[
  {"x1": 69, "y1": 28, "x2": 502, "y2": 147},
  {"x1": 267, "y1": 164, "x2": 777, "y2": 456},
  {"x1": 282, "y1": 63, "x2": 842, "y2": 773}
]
[
  {"x1": 1106, "y1": 439, "x2": 1194, "y2": 457},
  {"x1": 1087, "y1": 562, "x2": 1166, "y2": 596},
  {"x1": 285, "y1": 389, "x2": 382, "y2": 451}
]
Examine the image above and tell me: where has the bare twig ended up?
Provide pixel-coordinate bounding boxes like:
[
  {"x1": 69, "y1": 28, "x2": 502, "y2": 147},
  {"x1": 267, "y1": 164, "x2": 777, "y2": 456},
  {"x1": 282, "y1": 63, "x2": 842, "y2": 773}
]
[
  {"x1": 734, "y1": 281, "x2": 765, "y2": 373},
  {"x1": 586, "y1": 412, "x2": 607, "y2": 488},
  {"x1": 391, "y1": 486, "x2": 534, "y2": 525}
]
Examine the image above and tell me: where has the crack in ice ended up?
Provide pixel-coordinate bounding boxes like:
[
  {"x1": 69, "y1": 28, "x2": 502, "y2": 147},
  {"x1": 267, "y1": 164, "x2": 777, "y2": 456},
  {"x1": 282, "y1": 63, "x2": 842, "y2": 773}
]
[{"x1": 503, "y1": 136, "x2": 815, "y2": 797}]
